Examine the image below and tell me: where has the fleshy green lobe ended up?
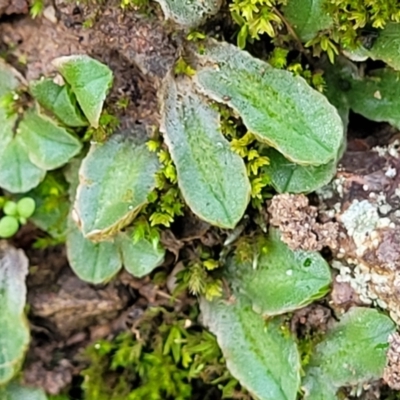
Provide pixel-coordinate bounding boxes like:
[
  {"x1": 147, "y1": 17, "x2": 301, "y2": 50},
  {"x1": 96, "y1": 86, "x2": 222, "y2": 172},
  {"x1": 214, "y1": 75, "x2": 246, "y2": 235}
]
[
  {"x1": 17, "y1": 109, "x2": 82, "y2": 170},
  {"x1": 192, "y1": 40, "x2": 343, "y2": 166},
  {"x1": 0, "y1": 60, "x2": 25, "y2": 97},
  {"x1": 368, "y1": 23, "x2": 400, "y2": 71},
  {"x1": 0, "y1": 108, "x2": 46, "y2": 193},
  {"x1": 303, "y1": 307, "x2": 395, "y2": 399},
  {"x1": 74, "y1": 130, "x2": 159, "y2": 240},
  {"x1": 345, "y1": 68, "x2": 400, "y2": 129},
  {"x1": 263, "y1": 148, "x2": 337, "y2": 193},
  {"x1": 52, "y1": 55, "x2": 113, "y2": 128},
  {"x1": 0, "y1": 242, "x2": 30, "y2": 385},
  {"x1": 155, "y1": 0, "x2": 221, "y2": 27},
  {"x1": 226, "y1": 228, "x2": 331, "y2": 316},
  {"x1": 0, "y1": 126, "x2": 46, "y2": 193},
  {"x1": 283, "y1": 0, "x2": 332, "y2": 41},
  {"x1": 200, "y1": 297, "x2": 300, "y2": 400},
  {"x1": 116, "y1": 232, "x2": 165, "y2": 278},
  {"x1": 66, "y1": 221, "x2": 122, "y2": 284},
  {"x1": 0, "y1": 382, "x2": 48, "y2": 400},
  {"x1": 160, "y1": 74, "x2": 250, "y2": 229},
  {"x1": 30, "y1": 78, "x2": 88, "y2": 127}
]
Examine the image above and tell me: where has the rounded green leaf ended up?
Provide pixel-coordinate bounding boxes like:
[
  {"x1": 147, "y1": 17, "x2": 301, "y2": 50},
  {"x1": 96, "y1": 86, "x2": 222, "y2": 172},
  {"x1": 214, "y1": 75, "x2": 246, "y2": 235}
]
[
  {"x1": 74, "y1": 131, "x2": 160, "y2": 240},
  {"x1": 0, "y1": 215, "x2": 19, "y2": 239},
  {"x1": 155, "y1": 0, "x2": 221, "y2": 28},
  {"x1": 3, "y1": 201, "x2": 18, "y2": 217},
  {"x1": 28, "y1": 176, "x2": 69, "y2": 239},
  {"x1": 200, "y1": 297, "x2": 300, "y2": 400},
  {"x1": 192, "y1": 40, "x2": 344, "y2": 166},
  {"x1": 0, "y1": 243, "x2": 30, "y2": 384},
  {"x1": 344, "y1": 68, "x2": 400, "y2": 129},
  {"x1": 226, "y1": 228, "x2": 332, "y2": 316},
  {"x1": 0, "y1": 382, "x2": 48, "y2": 400},
  {"x1": 17, "y1": 109, "x2": 82, "y2": 170},
  {"x1": 366, "y1": 23, "x2": 400, "y2": 71},
  {"x1": 303, "y1": 307, "x2": 395, "y2": 399},
  {"x1": 116, "y1": 232, "x2": 165, "y2": 278},
  {"x1": 16, "y1": 198, "x2": 36, "y2": 219},
  {"x1": 160, "y1": 74, "x2": 251, "y2": 229},
  {"x1": 30, "y1": 78, "x2": 88, "y2": 127},
  {"x1": 0, "y1": 109, "x2": 46, "y2": 193},
  {"x1": 283, "y1": 0, "x2": 333, "y2": 42},
  {"x1": 0, "y1": 217, "x2": 19, "y2": 238},
  {"x1": 66, "y1": 221, "x2": 122, "y2": 284},
  {"x1": 0, "y1": 59, "x2": 25, "y2": 97},
  {"x1": 0, "y1": 136, "x2": 46, "y2": 194},
  {"x1": 263, "y1": 148, "x2": 337, "y2": 194},
  {"x1": 0, "y1": 63, "x2": 29, "y2": 195},
  {"x1": 31, "y1": 205, "x2": 68, "y2": 238},
  {"x1": 0, "y1": 107, "x2": 17, "y2": 146},
  {"x1": 52, "y1": 55, "x2": 113, "y2": 128}
]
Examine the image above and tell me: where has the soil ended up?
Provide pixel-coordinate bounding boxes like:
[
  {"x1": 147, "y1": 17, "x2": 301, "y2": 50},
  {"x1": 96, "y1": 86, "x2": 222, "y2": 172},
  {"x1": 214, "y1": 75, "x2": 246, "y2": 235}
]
[
  {"x1": 0, "y1": 0, "x2": 27, "y2": 17},
  {"x1": 0, "y1": 0, "x2": 178, "y2": 126},
  {"x1": 1, "y1": 1, "x2": 400, "y2": 398}
]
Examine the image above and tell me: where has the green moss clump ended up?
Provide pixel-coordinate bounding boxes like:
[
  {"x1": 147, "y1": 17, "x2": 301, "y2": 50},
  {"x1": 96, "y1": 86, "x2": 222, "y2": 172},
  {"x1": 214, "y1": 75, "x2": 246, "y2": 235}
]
[{"x1": 80, "y1": 307, "x2": 249, "y2": 400}]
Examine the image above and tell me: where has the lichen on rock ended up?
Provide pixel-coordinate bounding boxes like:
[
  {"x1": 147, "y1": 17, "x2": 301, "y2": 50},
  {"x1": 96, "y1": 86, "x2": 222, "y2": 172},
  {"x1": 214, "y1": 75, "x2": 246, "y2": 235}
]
[
  {"x1": 313, "y1": 139, "x2": 400, "y2": 323},
  {"x1": 265, "y1": 138, "x2": 400, "y2": 324}
]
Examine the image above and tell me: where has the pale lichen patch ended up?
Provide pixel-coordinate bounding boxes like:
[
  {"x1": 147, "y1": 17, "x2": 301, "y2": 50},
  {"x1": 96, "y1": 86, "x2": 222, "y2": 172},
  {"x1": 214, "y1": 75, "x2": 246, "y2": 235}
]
[
  {"x1": 340, "y1": 200, "x2": 379, "y2": 250},
  {"x1": 314, "y1": 140, "x2": 400, "y2": 326}
]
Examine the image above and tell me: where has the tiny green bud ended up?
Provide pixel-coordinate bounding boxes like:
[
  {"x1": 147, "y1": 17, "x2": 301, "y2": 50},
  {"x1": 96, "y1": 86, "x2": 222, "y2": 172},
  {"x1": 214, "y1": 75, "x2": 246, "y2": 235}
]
[
  {"x1": 3, "y1": 201, "x2": 18, "y2": 216},
  {"x1": 19, "y1": 217, "x2": 27, "y2": 225},
  {"x1": 17, "y1": 197, "x2": 36, "y2": 218},
  {"x1": 0, "y1": 216, "x2": 19, "y2": 238}
]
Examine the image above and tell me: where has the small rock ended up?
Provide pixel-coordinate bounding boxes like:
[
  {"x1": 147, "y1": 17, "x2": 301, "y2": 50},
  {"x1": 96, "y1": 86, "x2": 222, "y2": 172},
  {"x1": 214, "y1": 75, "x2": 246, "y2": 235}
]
[{"x1": 383, "y1": 332, "x2": 400, "y2": 390}]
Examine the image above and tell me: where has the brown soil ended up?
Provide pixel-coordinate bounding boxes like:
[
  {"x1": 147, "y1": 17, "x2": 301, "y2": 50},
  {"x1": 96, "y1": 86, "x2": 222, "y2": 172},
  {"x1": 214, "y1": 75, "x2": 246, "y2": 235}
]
[{"x1": 1, "y1": 0, "x2": 178, "y2": 126}]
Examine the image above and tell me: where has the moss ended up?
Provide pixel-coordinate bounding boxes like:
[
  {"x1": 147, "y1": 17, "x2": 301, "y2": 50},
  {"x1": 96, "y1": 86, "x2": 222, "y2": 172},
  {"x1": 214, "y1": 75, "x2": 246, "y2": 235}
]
[
  {"x1": 218, "y1": 106, "x2": 272, "y2": 209},
  {"x1": 230, "y1": 0, "x2": 287, "y2": 48},
  {"x1": 326, "y1": 0, "x2": 400, "y2": 46},
  {"x1": 229, "y1": 0, "x2": 400, "y2": 62},
  {"x1": 80, "y1": 307, "x2": 246, "y2": 399}
]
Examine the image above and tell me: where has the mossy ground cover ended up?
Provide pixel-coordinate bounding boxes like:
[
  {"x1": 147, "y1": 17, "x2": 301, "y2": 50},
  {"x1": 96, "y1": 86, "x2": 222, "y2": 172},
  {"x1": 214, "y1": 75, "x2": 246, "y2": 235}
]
[{"x1": 1, "y1": 0, "x2": 400, "y2": 399}]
